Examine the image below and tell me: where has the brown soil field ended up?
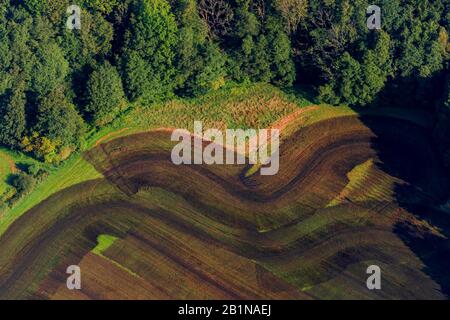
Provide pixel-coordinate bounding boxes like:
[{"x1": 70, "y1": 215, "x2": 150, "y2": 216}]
[{"x1": 0, "y1": 114, "x2": 448, "y2": 300}]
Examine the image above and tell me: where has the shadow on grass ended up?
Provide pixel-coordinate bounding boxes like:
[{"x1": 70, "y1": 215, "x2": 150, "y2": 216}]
[{"x1": 355, "y1": 111, "x2": 450, "y2": 298}]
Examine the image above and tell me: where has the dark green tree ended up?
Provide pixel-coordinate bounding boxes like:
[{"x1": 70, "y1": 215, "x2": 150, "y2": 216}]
[
  {"x1": 295, "y1": 0, "x2": 369, "y2": 84},
  {"x1": 0, "y1": 7, "x2": 34, "y2": 95},
  {"x1": 173, "y1": 0, "x2": 226, "y2": 96},
  {"x1": 10, "y1": 172, "x2": 35, "y2": 196},
  {"x1": 61, "y1": 9, "x2": 114, "y2": 75},
  {"x1": 121, "y1": 0, "x2": 178, "y2": 102},
  {"x1": 30, "y1": 42, "x2": 69, "y2": 96},
  {"x1": 229, "y1": 0, "x2": 263, "y2": 82},
  {"x1": 265, "y1": 14, "x2": 295, "y2": 87},
  {"x1": 18, "y1": 0, "x2": 49, "y2": 14},
  {"x1": 319, "y1": 31, "x2": 393, "y2": 106},
  {"x1": 0, "y1": 83, "x2": 27, "y2": 148},
  {"x1": 80, "y1": 0, "x2": 120, "y2": 14},
  {"x1": 182, "y1": 43, "x2": 227, "y2": 95},
  {"x1": 85, "y1": 62, "x2": 126, "y2": 126},
  {"x1": 34, "y1": 87, "x2": 86, "y2": 149},
  {"x1": 229, "y1": 1, "x2": 296, "y2": 86}
]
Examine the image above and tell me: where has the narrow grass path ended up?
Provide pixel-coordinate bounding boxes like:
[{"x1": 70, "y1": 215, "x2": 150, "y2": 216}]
[{"x1": 0, "y1": 150, "x2": 18, "y2": 194}]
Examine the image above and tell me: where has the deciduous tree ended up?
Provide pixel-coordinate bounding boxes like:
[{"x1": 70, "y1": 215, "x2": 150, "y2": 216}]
[
  {"x1": 85, "y1": 62, "x2": 126, "y2": 126},
  {"x1": 122, "y1": 0, "x2": 178, "y2": 102}
]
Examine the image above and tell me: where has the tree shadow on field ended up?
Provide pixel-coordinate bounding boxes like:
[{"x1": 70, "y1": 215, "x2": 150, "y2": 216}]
[{"x1": 354, "y1": 109, "x2": 450, "y2": 298}]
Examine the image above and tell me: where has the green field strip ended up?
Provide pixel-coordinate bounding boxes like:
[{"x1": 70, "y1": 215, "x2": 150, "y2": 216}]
[
  {"x1": 91, "y1": 235, "x2": 143, "y2": 279},
  {"x1": 0, "y1": 152, "x2": 11, "y2": 196},
  {"x1": 0, "y1": 155, "x2": 102, "y2": 237},
  {"x1": 327, "y1": 159, "x2": 400, "y2": 207},
  {"x1": 92, "y1": 234, "x2": 119, "y2": 255}
]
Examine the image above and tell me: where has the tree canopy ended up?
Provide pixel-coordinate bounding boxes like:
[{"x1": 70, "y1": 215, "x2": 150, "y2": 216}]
[{"x1": 0, "y1": 0, "x2": 448, "y2": 163}]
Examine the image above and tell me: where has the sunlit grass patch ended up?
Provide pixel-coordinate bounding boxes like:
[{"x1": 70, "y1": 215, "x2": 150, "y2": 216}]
[
  {"x1": 92, "y1": 234, "x2": 119, "y2": 255},
  {"x1": 91, "y1": 234, "x2": 140, "y2": 278},
  {"x1": 0, "y1": 155, "x2": 101, "y2": 236}
]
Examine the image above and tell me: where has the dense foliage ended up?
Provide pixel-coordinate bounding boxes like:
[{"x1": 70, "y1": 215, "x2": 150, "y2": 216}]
[
  {"x1": 85, "y1": 61, "x2": 126, "y2": 125},
  {"x1": 0, "y1": 0, "x2": 448, "y2": 164}
]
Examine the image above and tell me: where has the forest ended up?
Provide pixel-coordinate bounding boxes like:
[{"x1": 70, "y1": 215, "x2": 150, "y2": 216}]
[{"x1": 0, "y1": 0, "x2": 449, "y2": 165}]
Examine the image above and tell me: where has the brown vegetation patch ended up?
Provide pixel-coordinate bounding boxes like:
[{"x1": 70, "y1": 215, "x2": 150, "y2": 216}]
[{"x1": 0, "y1": 114, "x2": 448, "y2": 299}]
